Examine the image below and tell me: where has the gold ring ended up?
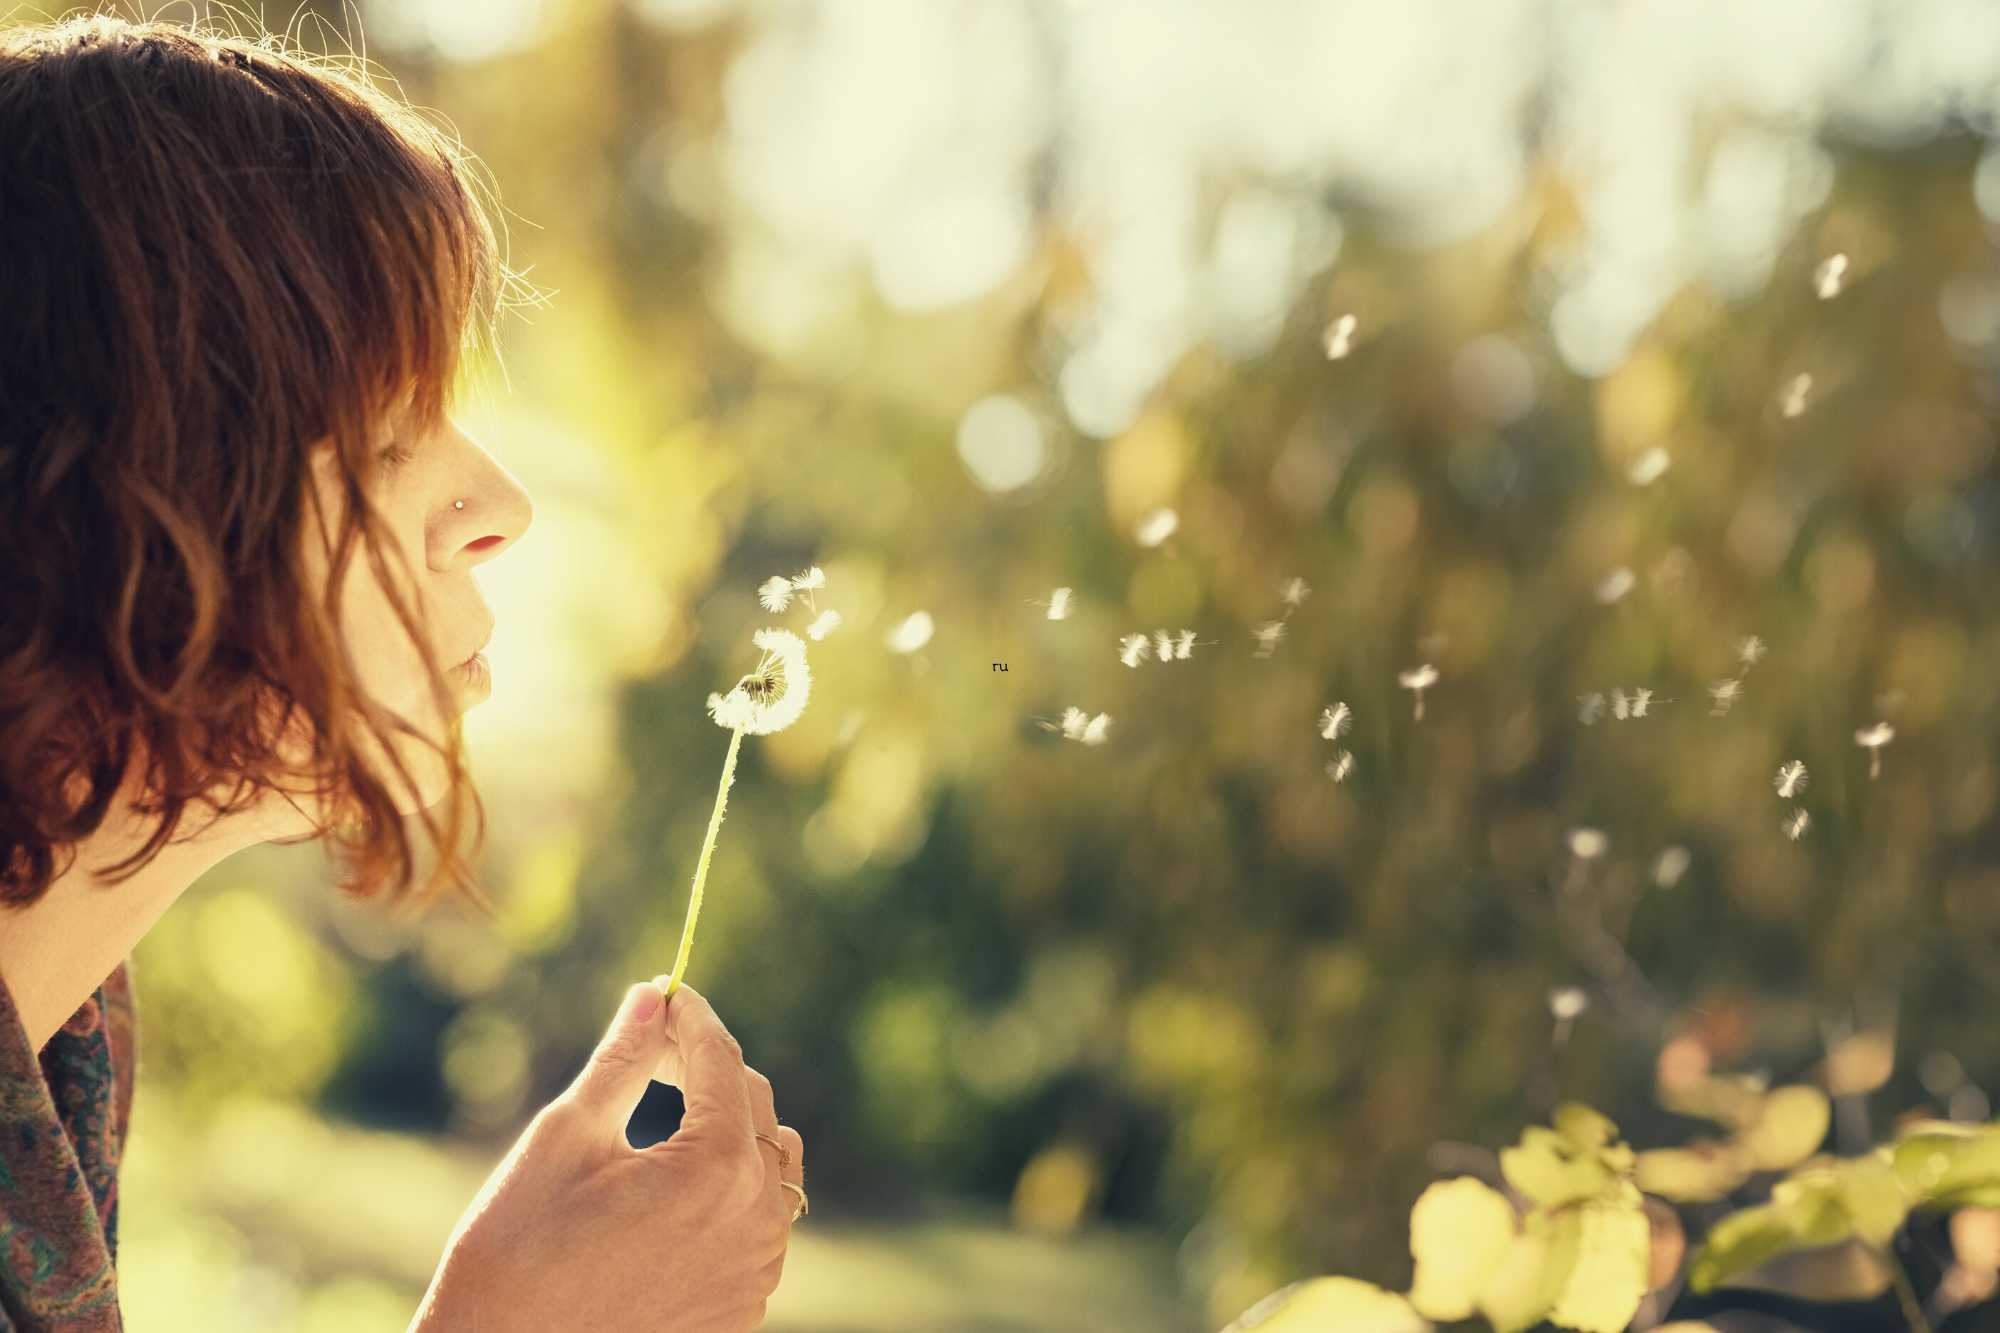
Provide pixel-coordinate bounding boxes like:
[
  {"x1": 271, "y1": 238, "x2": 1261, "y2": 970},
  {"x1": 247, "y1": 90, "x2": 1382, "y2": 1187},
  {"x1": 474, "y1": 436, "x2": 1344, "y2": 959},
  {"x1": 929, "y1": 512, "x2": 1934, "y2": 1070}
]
[
  {"x1": 753, "y1": 1131, "x2": 791, "y2": 1170},
  {"x1": 779, "y1": 1180, "x2": 808, "y2": 1222}
]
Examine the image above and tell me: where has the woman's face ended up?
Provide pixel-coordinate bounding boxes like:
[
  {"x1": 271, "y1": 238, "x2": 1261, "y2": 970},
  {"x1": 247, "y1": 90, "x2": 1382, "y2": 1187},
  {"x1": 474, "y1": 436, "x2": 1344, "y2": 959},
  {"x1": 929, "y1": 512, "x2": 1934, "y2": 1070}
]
[{"x1": 298, "y1": 400, "x2": 534, "y2": 815}]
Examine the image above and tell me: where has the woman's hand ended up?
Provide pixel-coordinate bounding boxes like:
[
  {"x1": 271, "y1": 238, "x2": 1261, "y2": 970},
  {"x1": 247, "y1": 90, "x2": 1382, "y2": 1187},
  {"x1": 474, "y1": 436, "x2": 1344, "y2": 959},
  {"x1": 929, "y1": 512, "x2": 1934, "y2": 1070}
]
[{"x1": 410, "y1": 980, "x2": 805, "y2": 1332}]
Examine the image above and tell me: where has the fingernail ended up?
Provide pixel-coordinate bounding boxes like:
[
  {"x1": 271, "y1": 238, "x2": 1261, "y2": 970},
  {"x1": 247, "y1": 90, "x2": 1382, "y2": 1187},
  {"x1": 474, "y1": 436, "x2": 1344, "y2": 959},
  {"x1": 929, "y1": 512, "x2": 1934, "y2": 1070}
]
[{"x1": 629, "y1": 981, "x2": 662, "y2": 1021}]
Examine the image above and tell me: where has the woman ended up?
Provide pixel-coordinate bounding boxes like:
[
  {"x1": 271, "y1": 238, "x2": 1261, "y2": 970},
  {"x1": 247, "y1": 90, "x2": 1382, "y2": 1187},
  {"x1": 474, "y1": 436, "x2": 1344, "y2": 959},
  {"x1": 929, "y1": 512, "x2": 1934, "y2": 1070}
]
[{"x1": 0, "y1": 13, "x2": 802, "y2": 1331}]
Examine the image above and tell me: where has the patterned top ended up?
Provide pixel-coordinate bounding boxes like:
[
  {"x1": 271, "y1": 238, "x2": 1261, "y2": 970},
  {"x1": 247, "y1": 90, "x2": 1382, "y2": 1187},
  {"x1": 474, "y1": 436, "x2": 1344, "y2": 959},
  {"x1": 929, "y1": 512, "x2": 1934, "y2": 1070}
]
[{"x1": 0, "y1": 959, "x2": 136, "y2": 1331}]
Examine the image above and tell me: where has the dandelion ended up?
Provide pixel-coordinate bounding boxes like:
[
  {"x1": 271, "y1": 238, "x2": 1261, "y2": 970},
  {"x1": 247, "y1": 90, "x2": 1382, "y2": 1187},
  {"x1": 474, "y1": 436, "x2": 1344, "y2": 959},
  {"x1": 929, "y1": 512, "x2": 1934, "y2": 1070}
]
[
  {"x1": 1781, "y1": 372, "x2": 1813, "y2": 419},
  {"x1": 1856, "y1": 722, "x2": 1895, "y2": 780},
  {"x1": 1782, "y1": 807, "x2": 1811, "y2": 841},
  {"x1": 1136, "y1": 507, "x2": 1180, "y2": 547},
  {"x1": 1319, "y1": 701, "x2": 1353, "y2": 740},
  {"x1": 1653, "y1": 845, "x2": 1691, "y2": 888},
  {"x1": 885, "y1": 611, "x2": 934, "y2": 654},
  {"x1": 1567, "y1": 827, "x2": 1608, "y2": 860},
  {"x1": 1709, "y1": 677, "x2": 1743, "y2": 716},
  {"x1": 1596, "y1": 567, "x2": 1636, "y2": 605},
  {"x1": 1251, "y1": 620, "x2": 1287, "y2": 659},
  {"x1": 1399, "y1": 664, "x2": 1439, "y2": 720},
  {"x1": 1775, "y1": 760, "x2": 1809, "y2": 799},
  {"x1": 1815, "y1": 253, "x2": 1848, "y2": 300},
  {"x1": 668, "y1": 627, "x2": 815, "y2": 1002},
  {"x1": 1326, "y1": 750, "x2": 1354, "y2": 783},
  {"x1": 1738, "y1": 635, "x2": 1767, "y2": 669},
  {"x1": 1052, "y1": 706, "x2": 1090, "y2": 740},
  {"x1": 806, "y1": 609, "x2": 843, "y2": 641},
  {"x1": 1630, "y1": 687, "x2": 1657, "y2": 718},
  {"x1": 1154, "y1": 629, "x2": 1176, "y2": 662},
  {"x1": 1118, "y1": 632, "x2": 1153, "y2": 668},
  {"x1": 757, "y1": 575, "x2": 794, "y2": 613},
  {"x1": 1628, "y1": 447, "x2": 1671, "y2": 486},
  {"x1": 1578, "y1": 692, "x2": 1606, "y2": 726},
  {"x1": 1279, "y1": 576, "x2": 1312, "y2": 611},
  {"x1": 789, "y1": 564, "x2": 827, "y2": 614},
  {"x1": 1549, "y1": 987, "x2": 1589, "y2": 1021},
  {"x1": 1173, "y1": 629, "x2": 1198, "y2": 660},
  {"x1": 1322, "y1": 313, "x2": 1358, "y2": 359},
  {"x1": 1045, "y1": 587, "x2": 1073, "y2": 620},
  {"x1": 1610, "y1": 688, "x2": 1630, "y2": 721},
  {"x1": 1079, "y1": 712, "x2": 1112, "y2": 746}
]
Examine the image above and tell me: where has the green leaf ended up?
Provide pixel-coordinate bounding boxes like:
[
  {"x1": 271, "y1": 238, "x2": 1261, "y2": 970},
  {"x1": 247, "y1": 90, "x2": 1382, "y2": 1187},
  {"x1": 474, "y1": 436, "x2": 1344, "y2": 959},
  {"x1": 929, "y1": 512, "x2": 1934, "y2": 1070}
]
[
  {"x1": 1408, "y1": 1177, "x2": 1516, "y2": 1321},
  {"x1": 1837, "y1": 1152, "x2": 1908, "y2": 1249},
  {"x1": 1687, "y1": 1171, "x2": 1853, "y2": 1292},
  {"x1": 1503, "y1": 1127, "x2": 1619, "y2": 1209},
  {"x1": 1220, "y1": 1277, "x2": 1431, "y2": 1333},
  {"x1": 1548, "y1": 1196, "x2": 1651, "y2": 1333},
  {"x1": 1634, "y1": 1142, "x2": 1751, "y2": 1203},
  {"x1": 1893, "y1": 1125, "x2": 2000, "y2": 1210},
  {"x1": 1555, "y1": 1103, "x2": 1620, "y2": 1152},
  {"x1": 1477, "y1": 1207, "x2": 1580, "y2": 1333},
  {"x1": 1741, "y1": 1086, "x2": 1832, "y2": 1173}
]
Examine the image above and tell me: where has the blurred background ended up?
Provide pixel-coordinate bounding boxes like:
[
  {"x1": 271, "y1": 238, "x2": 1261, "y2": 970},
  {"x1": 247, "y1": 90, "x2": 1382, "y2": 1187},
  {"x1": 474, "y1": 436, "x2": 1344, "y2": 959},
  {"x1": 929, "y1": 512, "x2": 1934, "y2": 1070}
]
[{"x1": 12, "y1": 0, "x2": 2000, "y2": 1328}]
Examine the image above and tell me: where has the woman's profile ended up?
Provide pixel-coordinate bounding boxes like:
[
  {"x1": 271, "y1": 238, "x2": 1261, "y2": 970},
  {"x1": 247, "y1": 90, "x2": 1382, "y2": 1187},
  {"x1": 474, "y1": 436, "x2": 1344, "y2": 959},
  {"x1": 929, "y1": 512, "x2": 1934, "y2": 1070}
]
[{"x1": 0, "y1": 13, "x2": 802, "y2": 1330}]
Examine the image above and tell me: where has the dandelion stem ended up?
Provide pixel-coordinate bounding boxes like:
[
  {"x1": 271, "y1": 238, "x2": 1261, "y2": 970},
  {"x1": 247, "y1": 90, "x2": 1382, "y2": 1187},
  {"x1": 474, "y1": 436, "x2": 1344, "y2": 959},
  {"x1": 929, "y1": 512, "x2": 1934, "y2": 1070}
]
[{"x1": 662, "y1": 722, "x2": 747, "y2": 1002}]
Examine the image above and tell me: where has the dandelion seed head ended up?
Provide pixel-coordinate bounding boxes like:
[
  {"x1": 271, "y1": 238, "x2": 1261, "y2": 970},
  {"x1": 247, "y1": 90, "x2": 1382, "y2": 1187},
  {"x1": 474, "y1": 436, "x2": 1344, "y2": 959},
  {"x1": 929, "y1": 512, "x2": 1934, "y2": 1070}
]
[
  {"x1": 1136, "y1": 507, "x2": 1180, "y2": 548},
  {"x1": 1781, "y1": 372, "x2": 1813, "y2": 418},
  {"x1": 1549, "y1": 987, "x2": 1589, "y2": 1021},
  {"x1": 1047, "y1": 587, "x2": 1072, "y2": 621},
  {"x1": 1815, "y1": 253, "x2": 1849, "y2": 300},
  {"x1": 885, "y1": 610, "x2": 935, "y2": 654},
  {"x1": 1596, "y1": 567, "x2": 1636, "y2": 605},
  {"x1": 1578, "y1": 692, "x2": 1606, "y2": 726},
  {"x1": 1738, "y1": 634, "x2": 1767, "y2": 668},
  {"x1": 1058, "y1": 706, "x2": 1090, "y2": 740},
  {"x1": 1399, "y1": 664, "x2": 1439, "y2": 691},
  {"x1": 807, "y1": 609, "x2": 843, "y2": 641},
  {"x1": 757, "y1": 575, "x2": 795, "y2": 613},
  {"x1": 1631, "y1": 687, "x2": 1655, "y2": 718},
  {"x1": 1119, "y1": 632, "x2": 1152, "y2": 668},
  {"x1": 1709, "y1": 677, "x2": 1743, "y2": 715},
  {"x1": 1325, "y1": 750, "x2": 1354, "y2": 782},
  {"x1": 1322, "y1": 313, "x2": 1358, "y2": 359},
  {"x1": 1775, "y1": 760, "x2": 1809, "y2": 799},
  {"x1": 1567, "y1": 827, "x2": 1608, "y2": 860},
  {"x1": 1079, "y1": 712, "x2": 1112, "y2": 745},
  {"x1": 708, "y1": 627, "x2": 813, "y2": 735},
  {"x1": 1783, "y1": 806, "x2": 1811, "y2": 841},
  {"x1": 1856, "y1": 722, "x2": 1896, "y2": 748},
  {"x1": 1628, "y1": 447, "x2": 1672, "y2": 486},
  {"x1": 1653, "y1": 845, "x2": 1691, "y2": 888},
  {"x1": 1174, "y1": 629, "x2": 1197, "y2": 660},
  {"x1": 1319, "y1": 702, "x2": 1353, "y2": 740},
  {"x1": 1251, "y1": 620, "x2": 1287, "y2": 657},
  {"x1": 1154, "y1": 629, "x2": 1176, "y2": 662},
  {"x1": 1610, "y1": 687, "x2": 1631, "y2": 721},
  {"x1": 790, "y1": 565, "x2": 827, "y2": 592},
  {"x1": 1280, "y1": 576, "x2": 1312, "y2": 609}
]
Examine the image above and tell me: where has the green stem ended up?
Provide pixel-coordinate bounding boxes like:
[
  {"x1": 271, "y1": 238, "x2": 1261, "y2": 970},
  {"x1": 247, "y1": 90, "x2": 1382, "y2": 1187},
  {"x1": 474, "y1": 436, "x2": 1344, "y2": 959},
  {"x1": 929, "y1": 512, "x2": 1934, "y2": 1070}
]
[
  {"x1": 1887, "y1": 1244, "x2": 1932, "y2": 1333},
  {"x1": 662, "y1": 723, "x2": 746, "y2": 1002}
]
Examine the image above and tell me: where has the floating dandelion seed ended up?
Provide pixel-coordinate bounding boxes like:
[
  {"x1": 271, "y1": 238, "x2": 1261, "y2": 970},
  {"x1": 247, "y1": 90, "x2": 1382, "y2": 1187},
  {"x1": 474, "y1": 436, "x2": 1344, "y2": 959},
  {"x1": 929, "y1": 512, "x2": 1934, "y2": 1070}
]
[
  {"x1": 1567, "y1": 827, "x2": 1608, "y2": 860},
  {"x1": 1136, "y1": 507, "x2": 1179, "y2": 547},
  {"x1": 788, "y1": 565, "x2": 827, "y2": 615},
  {"x1": 1326, "y1": 750, "x2": 1354, "y2": 783},
  {"x1": 1279, "y1": 576, "x2": 1312, "y2": 611},
  {"x1": 1046, "y1": 587, "x2": 1072, "y2": 621},
  {"x1": 1783, "y1": 807, "x2": 1812, "y2": 841},
  {"x1": 1321, "y1": 313, "x2": 1358, "y2": 359},
  {"x1": 1398, "y1": 664, "x2": 1439, "y2": 720},
  {"x1": 1118, "y1": 633, "x2": 1152, "y2": 668},
  {"x1": 1775, "y1": 760, "x2": 1809, "y2": 799},
  {"x1": 1628, "y1": 448, "x2": 1671, "y2": 486},
  {"x1": 1781, "y1": 372, "x2": 1813, "y2": 418},
  {"x1": 1738, "y1": 635, "x2": 1767, "y2": 668},
  {"x1": 806, "y1": 609, "x2": 843, "y2": 641},
  {"x1": 1078, "y1": 712, "x2": 1112, "y2": 746},
  {"x1": 757, "y1": 575, "x2": 795, "y2": 613},
  {"x1": 1815, "y1": 253, "x2": 1849, "y2": 300},
  {"x1": 1610, "y1": 688, "x2": 1631, "y2": 721},
  {"x1": 1596, "y1": 567, "x2": 1636, "y2": 605},
  {"x1": 1053, "y1": 706, "x2": 1090, "y2": 740},
  {"x1": 668, "y1": 625, "x2": 816, "y2": 1002},
  {"x1": 885, "y1": 611, "x2": 934, "y2": 654},
  {"x1": 1154, "y1": 629, "x2": 1176, "y2": 662},
  {"x1": 1709, "y1": 677, "x2": 1743, "y2": 716},
  {"x1": 1173, "y1": 629, "x2": 1198, "y2": 660},
  {"x1": 1654, "y1": 845, "x2": 1691, "y2": 888},
  {"x1": 1579, "y1": 692, "x2": 1606, "y2": 726},
  {"x1": 1856, "y1": 722, "x2": 1895, "y2": 779},
  {"x1": 1319, "y1": 701, "x2": 1353, "y2": 740},
  {"x1": 1549, "y1": 987, "x2": 1589, "y2": 1021},
  {"x1": 1630, "y1": 687, "x2": 1656, "y2": 718},
  {"x1": 1251, "y1": 620, "x2": 1287, "y2": 658}
]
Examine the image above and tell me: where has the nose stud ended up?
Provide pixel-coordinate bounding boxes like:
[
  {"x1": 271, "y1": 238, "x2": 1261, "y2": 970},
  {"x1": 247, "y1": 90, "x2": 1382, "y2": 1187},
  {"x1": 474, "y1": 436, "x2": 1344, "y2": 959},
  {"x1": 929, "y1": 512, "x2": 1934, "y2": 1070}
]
[{"x1": 453, "y1": 499, "x2": 465, "y2": 510}]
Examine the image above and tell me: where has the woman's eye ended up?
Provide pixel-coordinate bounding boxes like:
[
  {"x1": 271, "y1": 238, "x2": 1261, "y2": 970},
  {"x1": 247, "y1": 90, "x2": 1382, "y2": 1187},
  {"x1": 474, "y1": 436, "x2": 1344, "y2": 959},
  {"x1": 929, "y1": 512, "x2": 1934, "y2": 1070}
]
[{"x1": 377, "y1": 443, "x2": 415, "y2": 472}]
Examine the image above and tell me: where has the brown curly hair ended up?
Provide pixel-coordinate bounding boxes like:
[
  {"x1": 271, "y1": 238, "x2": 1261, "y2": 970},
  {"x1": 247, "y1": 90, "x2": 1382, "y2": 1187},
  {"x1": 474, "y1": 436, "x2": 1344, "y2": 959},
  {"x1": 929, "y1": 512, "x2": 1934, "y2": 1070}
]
[{"x1": 0, "y1": 12, "x2": 537, "y2": 912}]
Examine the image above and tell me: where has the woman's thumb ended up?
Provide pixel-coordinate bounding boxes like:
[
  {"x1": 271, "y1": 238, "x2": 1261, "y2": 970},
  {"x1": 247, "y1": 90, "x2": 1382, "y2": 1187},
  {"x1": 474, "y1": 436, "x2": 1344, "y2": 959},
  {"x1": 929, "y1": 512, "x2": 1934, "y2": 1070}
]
[{"x1": 566, "y1": 981, "x2": 668, "y2": 1126}]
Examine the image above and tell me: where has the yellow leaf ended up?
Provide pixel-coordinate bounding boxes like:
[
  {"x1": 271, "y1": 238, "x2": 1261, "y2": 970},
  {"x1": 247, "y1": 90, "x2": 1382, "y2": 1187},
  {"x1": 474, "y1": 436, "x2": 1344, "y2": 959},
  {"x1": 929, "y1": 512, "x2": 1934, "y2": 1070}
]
[
  {"x1": 1549, "y1": 1199, "x2": 1651, "y2": 1333},
  {"x1": 1635, "y1": 1142, "x2": 1750, "y2": 1203},
  {"x1": 1478, "y1": 1209, "x2": 1579, "y2": 1333},
  {"x1": 1554, "y1": 1103, "x2": 1619, "y2": 1152},
  {"x1": 1408, "y1": 1177, "x2": 1516, "y2": 1321},
  {"x1": 1502, "y1": 1127, "x2": 1617, "y2": 1209},
  {"x1": 1741, "y1": 1086, "x2": 1832, "y2": 1173},
  {"x1": 1220, "y1": 1277, "x2": 1431, "y2": 1333},
  {"x1": 1837, "y1": 1152, "x2": 1908, "y2": 1249}
]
